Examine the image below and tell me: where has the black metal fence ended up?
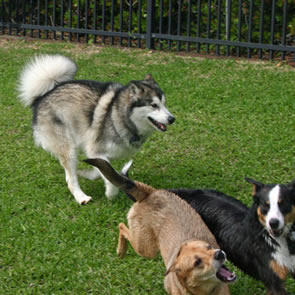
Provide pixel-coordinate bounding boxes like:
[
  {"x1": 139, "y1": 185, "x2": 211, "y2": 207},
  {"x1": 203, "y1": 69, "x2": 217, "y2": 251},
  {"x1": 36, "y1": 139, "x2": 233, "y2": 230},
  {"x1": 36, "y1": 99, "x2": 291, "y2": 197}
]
[{"x1": 1, "y1": 1, "x2": 295, "y2": 60}]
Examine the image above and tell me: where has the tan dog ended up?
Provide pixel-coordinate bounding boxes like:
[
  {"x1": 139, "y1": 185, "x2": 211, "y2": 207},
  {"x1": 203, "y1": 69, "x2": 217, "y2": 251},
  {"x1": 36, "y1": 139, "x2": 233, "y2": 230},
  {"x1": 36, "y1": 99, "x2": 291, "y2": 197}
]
[{"x1": 85, "y1": 159, "x2": 236, "y2": 295}]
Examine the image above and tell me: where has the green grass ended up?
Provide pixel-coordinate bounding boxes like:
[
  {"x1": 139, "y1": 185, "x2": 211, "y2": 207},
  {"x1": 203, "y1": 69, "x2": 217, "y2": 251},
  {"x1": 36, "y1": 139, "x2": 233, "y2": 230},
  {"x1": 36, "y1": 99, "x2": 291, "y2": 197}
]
[{"x1": 1, "y1": 36, "x2": 295, "y2": 295}]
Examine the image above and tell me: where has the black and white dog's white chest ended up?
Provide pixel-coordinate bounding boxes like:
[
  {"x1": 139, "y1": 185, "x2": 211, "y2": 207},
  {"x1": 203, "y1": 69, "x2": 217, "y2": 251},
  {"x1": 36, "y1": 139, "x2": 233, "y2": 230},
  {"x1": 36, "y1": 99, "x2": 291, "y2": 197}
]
[{"x1": 272, "y1": 230, "x2": 295, "y2": 271}]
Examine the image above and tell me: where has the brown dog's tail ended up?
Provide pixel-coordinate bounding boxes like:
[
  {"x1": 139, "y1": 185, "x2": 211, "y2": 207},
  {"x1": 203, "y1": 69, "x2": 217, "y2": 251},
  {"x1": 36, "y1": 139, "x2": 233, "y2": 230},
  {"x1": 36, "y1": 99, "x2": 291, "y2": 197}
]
[{"x1": 84, "y1": 158, "x2": 154, "y2": 202}]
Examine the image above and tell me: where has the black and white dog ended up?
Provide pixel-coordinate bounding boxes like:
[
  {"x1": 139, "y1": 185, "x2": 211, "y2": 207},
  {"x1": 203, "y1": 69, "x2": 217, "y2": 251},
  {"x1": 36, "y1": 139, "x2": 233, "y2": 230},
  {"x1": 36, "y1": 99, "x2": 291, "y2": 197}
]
[{"x1": 170, "y1": 178, "x2": 295, "y2": 295}]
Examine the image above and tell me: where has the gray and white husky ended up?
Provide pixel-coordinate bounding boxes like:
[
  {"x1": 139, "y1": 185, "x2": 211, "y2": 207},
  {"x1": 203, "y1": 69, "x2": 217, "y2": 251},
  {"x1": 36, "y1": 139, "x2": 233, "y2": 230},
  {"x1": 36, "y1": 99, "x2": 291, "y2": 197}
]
[{"x1": 18, "y1": 54, "x2": 175, "y2": 204}]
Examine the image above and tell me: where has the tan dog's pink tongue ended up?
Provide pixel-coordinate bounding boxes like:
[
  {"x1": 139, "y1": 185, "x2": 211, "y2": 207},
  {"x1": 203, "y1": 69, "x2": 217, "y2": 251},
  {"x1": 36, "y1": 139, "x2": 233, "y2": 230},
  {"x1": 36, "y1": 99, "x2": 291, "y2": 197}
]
[{"x1": 216, "y1": 266, "x2": 236, "y2": 283}]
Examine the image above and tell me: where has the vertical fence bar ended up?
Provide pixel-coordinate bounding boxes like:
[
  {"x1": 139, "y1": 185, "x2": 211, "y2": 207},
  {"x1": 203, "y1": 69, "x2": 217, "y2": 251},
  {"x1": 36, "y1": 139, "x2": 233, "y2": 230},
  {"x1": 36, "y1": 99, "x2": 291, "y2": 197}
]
[
  {"x1": 216, "y1": 0, "x2": 222, "y2": 56},
  {"x1": 159, "y1": 0, "x2": 163, "y2": 50},
  {"x1": 206, "y1": 0, "x2": 211, "y2": 54},
  {"x1": 111, "y1": 0, "x2": 114, "y2": 45},
  {"x1": 68, "y1": 0, "x2": 72, "y2": 41},
  {"x1": 45, "y1": 0, "x2": 48, "y2": 38},
  {"x1": 93, "y1": 0, "x2": 97, "y2": 44},
  {"x1": 53, "y1": 0, "x2": 56, "y2": 39},
  {"x1": 196, "y1": 0, "x2": 201, "y2": 53},
  {"x1": 258, "y1": 0, "x2": 265, "y2": 59},
  {"x1": 270, "y1": 0, "x2": 276, "y2": 60},
  {"x1": 16, "y1": 0, "x2": 20, "y2": 35},
  {"x1": 52, "y1": 0, "x2": 57, "y2": 39},
  {"x1": 177, "y1": 0, "x2": 182, "y2": 51},
  {"x1": 102, "y1": 0, "x2": 106, "y2": 44},
  {"x1": 226, "y1": 0, "x2": 232, "y2": 56},
  {"x1": 37, "y1": 0, "x2": 41, "y2": 38},
  {"x1": 237, "y1": 0, "x2": 242, "y2": 57},
  {"x1": 119, "y1": 0, "x2": 123, "y2": 46},
  {"x1": 247, "y1": 0, "x2": 253, "y2": 58},
  {"x1": 8, "y1": 0, "x2": 12, "y2": 35},
  {"x1": 0, "y1": 0, "x2": 4, "y2": 35},
  {"x1": 61, "y1": 0, "x2": 64, "y2": 40},
  {"x1": 22, "y1": 0, "x2": 27, "y2": 36},
  {"x1": 146, "y1": 0, "x2": 155, "y2": 49},
  {"x1": 2, "y1": 0, "x2": 6, "y2": 34},
  {"x1": 30, "y1": 0, "x2": 33, "y2": 37},
  {"x1": 186, "y1": 0, "x2": 192, "y2": 52},
  {"x1": 85, "y1": 0, "x2": 89, "y2": 43},
  {"x1": 281, "y1": 0, "x2": 288, "y2": 60},
  {"x1": 128, "y1": 0, "x2": 133, "y2": 47},
  {"x1": 168, "y1": 0, "x2": 172, "y2": 50},
  {"x1": 137, "y1": 0, "x2": 142, "y2": 48},
  {"x1": 77, "y1": 0, "x2": 81, "y2": 42}
]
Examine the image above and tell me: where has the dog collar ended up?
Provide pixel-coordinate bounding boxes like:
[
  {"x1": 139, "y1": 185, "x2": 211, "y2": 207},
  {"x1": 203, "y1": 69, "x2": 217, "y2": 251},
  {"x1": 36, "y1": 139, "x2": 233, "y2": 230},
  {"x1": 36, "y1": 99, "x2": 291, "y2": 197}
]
[{"x1": 129, "y1": 134, "x2": 146, "y2": 147}]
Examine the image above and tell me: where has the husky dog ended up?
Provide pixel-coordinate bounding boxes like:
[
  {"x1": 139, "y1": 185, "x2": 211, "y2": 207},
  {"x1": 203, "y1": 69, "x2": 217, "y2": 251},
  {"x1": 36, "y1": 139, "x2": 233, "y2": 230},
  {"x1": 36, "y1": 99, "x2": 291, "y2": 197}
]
[{"x1": 18, "y1": 54, "x2": 175, "y2": 204}]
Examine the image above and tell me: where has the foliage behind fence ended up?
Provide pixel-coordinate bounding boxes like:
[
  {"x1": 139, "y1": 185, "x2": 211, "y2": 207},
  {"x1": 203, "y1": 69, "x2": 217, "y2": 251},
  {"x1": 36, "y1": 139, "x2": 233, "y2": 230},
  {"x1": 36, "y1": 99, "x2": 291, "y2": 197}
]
[{"x1": 1, "y1": 0, "x2": 295, "y2": 60}]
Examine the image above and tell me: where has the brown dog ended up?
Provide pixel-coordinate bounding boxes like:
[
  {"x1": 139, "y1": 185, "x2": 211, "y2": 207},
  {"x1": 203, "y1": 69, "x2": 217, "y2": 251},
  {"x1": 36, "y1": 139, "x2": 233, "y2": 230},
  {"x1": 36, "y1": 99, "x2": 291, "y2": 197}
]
[{"x1": 85, "y1": 159, "x2": 236, "y2": 295}]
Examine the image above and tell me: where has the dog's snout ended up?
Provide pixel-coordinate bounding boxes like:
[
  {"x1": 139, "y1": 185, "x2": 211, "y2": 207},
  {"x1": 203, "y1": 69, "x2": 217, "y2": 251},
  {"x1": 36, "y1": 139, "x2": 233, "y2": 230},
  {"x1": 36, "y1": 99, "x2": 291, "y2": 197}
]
[
  {"x1": 269, "y1": 218, "x2": 280, "y2": 230},
  {"x1": 214, "y1": 250, "x2": 225, "y2": 261},
  {"x1": 168, "y1": 115, "x2": 175, "y2": 125}
]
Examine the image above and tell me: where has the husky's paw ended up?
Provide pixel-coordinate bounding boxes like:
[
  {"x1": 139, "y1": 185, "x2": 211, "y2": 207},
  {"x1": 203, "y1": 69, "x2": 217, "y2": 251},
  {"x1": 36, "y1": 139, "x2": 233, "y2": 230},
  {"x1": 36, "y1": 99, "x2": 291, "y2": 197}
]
[
  {"x1": 75, "y1": 194, "x2": 93, "y2": 205},
  {"x1": 105, "y1": 184, "x2": 119, "y2": 200}
]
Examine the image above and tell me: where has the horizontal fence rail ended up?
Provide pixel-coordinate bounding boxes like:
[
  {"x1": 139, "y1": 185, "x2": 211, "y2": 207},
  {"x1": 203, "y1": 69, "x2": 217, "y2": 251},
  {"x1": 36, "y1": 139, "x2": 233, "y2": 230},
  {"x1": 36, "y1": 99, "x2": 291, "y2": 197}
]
[{"x1": 0, "y1": 0, "x2": 294, "y2": 60}]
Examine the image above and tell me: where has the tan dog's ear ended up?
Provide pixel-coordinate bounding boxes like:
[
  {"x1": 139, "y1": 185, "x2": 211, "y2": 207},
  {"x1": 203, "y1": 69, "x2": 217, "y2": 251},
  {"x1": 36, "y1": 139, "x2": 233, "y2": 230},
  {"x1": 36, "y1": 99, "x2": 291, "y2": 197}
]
[
  {"x1": 165, "y1": 264, "x2": 179, "y2": 276},
  {"x1": 165, "y1": 245, "x2": 183, "y2": 276}
]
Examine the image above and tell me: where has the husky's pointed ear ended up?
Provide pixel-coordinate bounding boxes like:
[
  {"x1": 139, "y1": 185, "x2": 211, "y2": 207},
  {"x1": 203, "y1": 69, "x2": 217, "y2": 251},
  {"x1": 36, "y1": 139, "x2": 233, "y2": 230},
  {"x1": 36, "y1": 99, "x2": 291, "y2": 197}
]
[
  {"x1": 245, "y1": 177, "x2": 264, "y2": 196},
  {"x1": 129, "y1": 81, "x2": 143, "y2": 100},
  {"x1": 84, "y1": 158, "x2": 135, "y2": 192},
  {"x1": 144, "y1": 74, "x2": 155, "y2": 84}
]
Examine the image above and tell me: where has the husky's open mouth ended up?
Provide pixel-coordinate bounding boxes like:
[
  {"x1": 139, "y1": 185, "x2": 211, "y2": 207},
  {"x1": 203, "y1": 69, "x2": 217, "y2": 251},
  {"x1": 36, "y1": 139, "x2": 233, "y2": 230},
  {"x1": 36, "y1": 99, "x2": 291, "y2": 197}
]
[
  {"x1": 148, "y1": 117, "x2": 167, "y2": 132},
  {"x1": 216, "y1": 265, "x2": 236, "y2": 283}
]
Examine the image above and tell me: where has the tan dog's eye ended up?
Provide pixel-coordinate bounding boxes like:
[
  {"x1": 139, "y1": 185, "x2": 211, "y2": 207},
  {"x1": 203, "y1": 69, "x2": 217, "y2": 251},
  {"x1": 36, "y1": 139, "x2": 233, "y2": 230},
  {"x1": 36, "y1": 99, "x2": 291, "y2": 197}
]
[
  {"x1": 194, "y1": 258, "x2": 202, "y2": 267},
  {"x1": 207, "y1": 245, "x2": 212, "y2": 250}
]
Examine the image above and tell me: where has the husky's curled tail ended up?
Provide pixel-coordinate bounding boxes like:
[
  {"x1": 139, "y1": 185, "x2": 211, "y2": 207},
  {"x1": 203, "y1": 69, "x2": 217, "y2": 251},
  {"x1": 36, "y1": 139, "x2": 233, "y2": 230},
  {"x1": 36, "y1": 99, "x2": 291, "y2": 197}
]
[{"x1": 18, "y1": 55, "x2": 77, "y2": 106}]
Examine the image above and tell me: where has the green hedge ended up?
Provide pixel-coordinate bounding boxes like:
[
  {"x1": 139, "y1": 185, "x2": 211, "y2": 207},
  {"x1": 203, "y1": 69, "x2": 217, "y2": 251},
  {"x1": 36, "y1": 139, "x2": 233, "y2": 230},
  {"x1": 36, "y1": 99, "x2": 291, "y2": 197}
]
[{"x1": 2, "y1": 1, "x2": 295, "y2": 47}]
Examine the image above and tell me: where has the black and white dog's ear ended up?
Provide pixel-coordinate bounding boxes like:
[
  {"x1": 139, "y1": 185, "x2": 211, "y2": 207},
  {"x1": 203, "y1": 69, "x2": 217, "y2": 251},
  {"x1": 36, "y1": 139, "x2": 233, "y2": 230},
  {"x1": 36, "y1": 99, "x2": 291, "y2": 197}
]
[
  {"x1": 245, "y1": 177, "x2": 264, "y2": 196},
  {"x1": 288, "y1": 179, "x2": 295, "y2": 186},
  {"x1": 287, "y1": 179, "x2": 295, "y2": 191}
]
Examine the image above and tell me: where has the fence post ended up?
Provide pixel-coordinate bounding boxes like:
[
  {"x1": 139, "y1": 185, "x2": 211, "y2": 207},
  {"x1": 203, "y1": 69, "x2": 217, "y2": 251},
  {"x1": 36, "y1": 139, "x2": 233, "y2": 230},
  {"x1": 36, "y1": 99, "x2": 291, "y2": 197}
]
[{"x1": 146, "y1": 0, "x2": 155, "y2": 49}]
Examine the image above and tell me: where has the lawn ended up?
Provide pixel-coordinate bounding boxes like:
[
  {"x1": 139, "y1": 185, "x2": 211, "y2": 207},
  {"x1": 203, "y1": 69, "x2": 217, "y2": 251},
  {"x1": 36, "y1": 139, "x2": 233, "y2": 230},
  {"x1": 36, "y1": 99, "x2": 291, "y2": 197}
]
[{"x1": 0, "y1": 36, "x2": 295, "y2": 295}]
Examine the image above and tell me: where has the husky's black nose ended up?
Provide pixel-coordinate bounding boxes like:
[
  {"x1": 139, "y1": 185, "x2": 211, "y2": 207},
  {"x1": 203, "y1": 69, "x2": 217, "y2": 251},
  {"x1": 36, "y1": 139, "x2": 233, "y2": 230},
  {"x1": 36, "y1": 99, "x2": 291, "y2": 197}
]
[
  {"x1": 269, "y1": 218, "x2": 280, "y2": 230},
  {"x1": 168, "y1": 115, "x2": 175, "y2": 124},
  {"x1": 214, "y1": 250, "x2": 225, "y2": 261}
]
